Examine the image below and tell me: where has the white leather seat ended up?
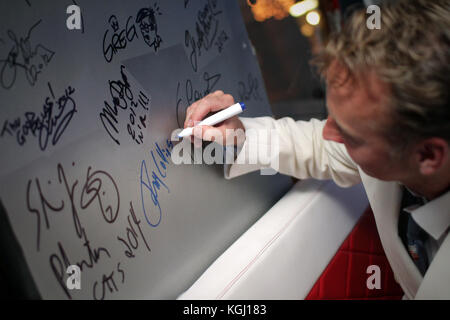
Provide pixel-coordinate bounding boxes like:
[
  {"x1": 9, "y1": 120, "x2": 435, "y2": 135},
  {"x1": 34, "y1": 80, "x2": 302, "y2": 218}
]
[{"x1": 178, "y1": 179, "x2": 368, "y2": 299}]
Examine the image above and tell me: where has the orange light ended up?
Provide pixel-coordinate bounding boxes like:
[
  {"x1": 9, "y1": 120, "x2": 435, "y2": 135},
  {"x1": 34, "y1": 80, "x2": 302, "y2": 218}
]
[
  {"x1": 248, "y1": 0, "x2": 295, "y2": 22},
  {"x1": 300, "y1": 23, "x2": 314, "y2": 37}
]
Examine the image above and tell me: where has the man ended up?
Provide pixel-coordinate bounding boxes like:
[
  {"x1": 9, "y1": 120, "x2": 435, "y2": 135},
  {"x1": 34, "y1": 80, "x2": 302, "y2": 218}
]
[{"x1": 182, "y1": 0, "x2": 449, "y2": 299}]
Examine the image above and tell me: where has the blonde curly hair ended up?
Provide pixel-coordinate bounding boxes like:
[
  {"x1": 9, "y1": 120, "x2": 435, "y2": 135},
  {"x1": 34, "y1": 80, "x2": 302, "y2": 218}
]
[{"x1": 314, "y1": 0, "x2": 450, "y2": 148}]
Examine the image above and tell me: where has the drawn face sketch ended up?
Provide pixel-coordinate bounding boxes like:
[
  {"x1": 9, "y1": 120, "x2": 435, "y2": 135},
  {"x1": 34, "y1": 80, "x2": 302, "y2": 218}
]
[{"x1": 136, "y1": 7, "x2": 162, "y2": 51}]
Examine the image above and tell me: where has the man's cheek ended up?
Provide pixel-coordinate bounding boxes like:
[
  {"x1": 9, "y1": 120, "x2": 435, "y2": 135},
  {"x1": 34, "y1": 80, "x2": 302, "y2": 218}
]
[
  {"x1": 346, "y1": 148, "x2": 370, "y2": 170},
  {"x1": 344, "y1": 145, "x2": 357, "y2": 161}
]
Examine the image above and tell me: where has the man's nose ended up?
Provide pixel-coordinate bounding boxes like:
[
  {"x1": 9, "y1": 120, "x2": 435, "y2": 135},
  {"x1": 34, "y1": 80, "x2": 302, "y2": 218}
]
[{"x1": 322, "y1": 117, "x2": 345, "y2": 144}]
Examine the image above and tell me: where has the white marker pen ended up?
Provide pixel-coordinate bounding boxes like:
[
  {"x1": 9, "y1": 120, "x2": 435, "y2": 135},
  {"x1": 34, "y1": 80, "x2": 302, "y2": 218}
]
[{"x1": 178, "y1": 102, "x2": 246, "y2": 138}]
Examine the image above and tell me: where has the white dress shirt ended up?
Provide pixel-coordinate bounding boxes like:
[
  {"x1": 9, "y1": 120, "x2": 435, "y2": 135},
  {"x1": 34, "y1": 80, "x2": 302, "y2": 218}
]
[{"x1": 404, "y1": 190, "x2": 450, "y2": 264}]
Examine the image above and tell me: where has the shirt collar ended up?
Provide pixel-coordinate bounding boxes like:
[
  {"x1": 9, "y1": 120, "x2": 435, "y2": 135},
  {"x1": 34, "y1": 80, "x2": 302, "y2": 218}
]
[{"x1": 405, "y1": 190, "x2": 450, "y2": 241}]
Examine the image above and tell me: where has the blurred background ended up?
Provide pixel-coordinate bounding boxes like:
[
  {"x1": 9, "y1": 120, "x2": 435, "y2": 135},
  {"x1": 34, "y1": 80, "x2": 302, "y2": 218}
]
[{"x1": 238, "y1": 0, "x2": 383, "y2": 121}]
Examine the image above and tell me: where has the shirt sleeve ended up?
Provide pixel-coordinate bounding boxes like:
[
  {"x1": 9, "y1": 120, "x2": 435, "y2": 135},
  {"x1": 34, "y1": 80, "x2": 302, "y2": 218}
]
[{"x1": 224, "y1": 116, "x2": 361, "y2": 187}]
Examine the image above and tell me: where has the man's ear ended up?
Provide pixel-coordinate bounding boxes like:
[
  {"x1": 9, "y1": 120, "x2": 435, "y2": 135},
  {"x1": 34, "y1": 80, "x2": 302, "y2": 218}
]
[{"x1": 415, "y1": 138, "x2": 449, "y2": 175}]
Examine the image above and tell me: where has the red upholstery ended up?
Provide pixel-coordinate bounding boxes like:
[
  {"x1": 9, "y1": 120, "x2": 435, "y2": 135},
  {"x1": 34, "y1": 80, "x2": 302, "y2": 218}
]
[{"x1": 306, "y1": 207, "x2": 404, "y2": 300}]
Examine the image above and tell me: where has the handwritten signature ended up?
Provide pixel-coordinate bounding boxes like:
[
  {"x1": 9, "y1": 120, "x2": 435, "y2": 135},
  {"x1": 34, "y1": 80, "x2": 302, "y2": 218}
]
[
  {"x1": 1, "y1": 82, "x2": 77, "y2": 151},
  {"x1": 238, "y1": 73, "x2": 262, "y2": 102},
  {"x1": 26, "y1": 163, "x2": 120, "y2": 252},
  {"x1": 99, "y1": 65, "x2": 150, "y2": 146},
  {"x1": 103, "y1": 4, "x2": 163, "y2": 63},
  {"x1": 103, "y1": 15, "x2": 138, "y2": 63},
  {"x1": 0, "y1": 19, "x2": 55, "y2": 89},
  {"x1": 176, "y1": 71, "x2": 221, "y2": 128},
  {"x1": 117, "y1": 201, "x2": 151, "y2": 259},
  {"x1": 92, "y1": 262, "x2": 125, "y2": 300},
  {"x1": 140, "y1": 140, "x2": 174, "y2": 227},
  {"x1": 26, "y1": 162, "x2": 120, "y2": 298},
  {"x1": 185, "y1": 0, "x2": 226, "y2": 72}
]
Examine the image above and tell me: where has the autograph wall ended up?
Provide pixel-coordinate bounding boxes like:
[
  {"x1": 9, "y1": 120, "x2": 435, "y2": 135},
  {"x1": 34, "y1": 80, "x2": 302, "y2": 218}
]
[{"x1": 0, "y1": 0, "x2": 292, "y2": 299}]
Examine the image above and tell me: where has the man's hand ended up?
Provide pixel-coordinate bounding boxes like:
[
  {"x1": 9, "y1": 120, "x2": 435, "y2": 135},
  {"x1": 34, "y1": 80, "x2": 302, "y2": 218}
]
[{"x1": 183, "y1": 90, "x2": 246, "y2": 147}]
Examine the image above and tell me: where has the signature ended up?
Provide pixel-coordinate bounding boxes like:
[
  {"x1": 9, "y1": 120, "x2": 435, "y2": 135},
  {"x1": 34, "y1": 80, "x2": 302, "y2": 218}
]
[
  {"x1": 103, "y1": 15, "x2": 138, "y2": 63},
  {"x1": 0, "y1": 19, "x2": 55, "y2": 89},
  {"x1": 140, "y1": 140, "x2": 174, "y2": 227},
  {"x1": 214, "y1": 30, "x2": 228, "y2": 53},
  {"x1": 26, "y1": 162, "x2": 120, "y2": 252},
  {"x1": 103, "y1": 4, "x2": 163, "y2": 63},
  {"x1": 25, "y1": 162, "x2": 120, "y2": 299},
  {"x1": 185, "y1": 0, "x2": 226, "y2": 72},
  {"x1": 176, "y1": 71, "x2": 221, "y2": 128},
  {"x1": 117, "y1": 201, "x2": 151, "y2": 259},
  {"x1": 99, "y1": 65, "x2": 150, "y2": 145},
  {"x1": 1, "y1": 82, "x2": 77, "y2": 151},
  {"x1": 92, "y1": 262, "x2": 125, "y2": 300},
  {"x1": 25, "y1": 161, "x2": 155, "y2": 299},
  {"x1": 238, "y1": 73, "x2": 262, "y2": 102}
]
